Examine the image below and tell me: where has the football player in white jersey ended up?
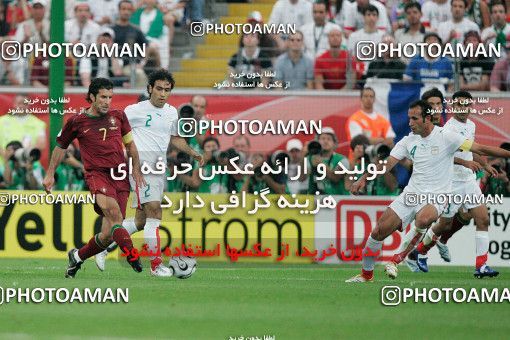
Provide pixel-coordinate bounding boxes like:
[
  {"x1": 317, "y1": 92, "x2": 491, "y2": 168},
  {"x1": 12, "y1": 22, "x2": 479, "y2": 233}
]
[
  {"x1": 392, "y1": 88, "x2": 447, "y2": 273},
  {"x1": 95, "y1": 69, "x2": 204, "y2": 277},
  {"x1": 346, "y1": 99, "x2": 510, "y2": 282},
  {"x1": 391, "y1": 89, "x2": 497, "y2": 274},
  {"x1": 408, "y1": 91, "x2": 500, "y2": 278},
  {"x1": 391, "y1": 89, "x2": 489, "y2": 271}
]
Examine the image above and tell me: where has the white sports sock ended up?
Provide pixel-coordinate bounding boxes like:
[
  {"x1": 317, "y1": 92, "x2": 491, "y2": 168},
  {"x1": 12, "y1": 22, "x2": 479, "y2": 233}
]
[
  {"x1": 144, "y1": 218, "x2": 161, "y2": 261},
  {"x1": 398, "y1": 225, "x2": 426, "y2": 253},
  {"x1": 106, "y1": 218, "x2": 139, "y2": 252},
  {"x1": 123, "y1": 218, "x2": 139, "y2": 235},
  {"x1": 475, "y1": 231, "x2": 489, "y2": 256},
  {"x1": 422, "y1": 228, "x2": 438, "y2": 246},
  {"x1": 362, "y1": 236, "x2": 383, "y2": 272}
]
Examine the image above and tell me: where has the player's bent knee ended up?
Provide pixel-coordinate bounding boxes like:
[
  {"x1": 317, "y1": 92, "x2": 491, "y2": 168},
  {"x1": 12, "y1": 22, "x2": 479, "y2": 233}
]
[
  {"x1": 143, "y1": 203, "x2": 162, "y2": 219},
  {"x1": 145, "y1": 207, "x2": 160, "y2": 218},
  {"x1": 371, "y1": 228, "x2": 384, "y2": 241},
  {"x1": 104, "y1": 207, "x2": 123, "y2": 223},
  {"x1": 434, "y1": 218, "x2": 451, "y2": 232},
  {"x1": 415, "y1": 216, "x2": 435, "y2": 229},
  {"x1": 98, "y1": 233, "x2": 112, "y2": 245},
  {"x1": 372, "y1": 223, "x2": 392, "y2": 241},
  {"x1": 458, "y1": 210, "x2": 472, "y2": 222},
  {"x1": 135, "y1": 221, "x2": 145, "y2": 231}
]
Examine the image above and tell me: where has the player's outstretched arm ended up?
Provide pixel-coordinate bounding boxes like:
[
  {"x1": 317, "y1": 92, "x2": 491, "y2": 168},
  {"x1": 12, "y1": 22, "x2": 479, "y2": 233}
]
[
  {"x1": 454, "y1": 157, "x2": 483, "y2": 172},
  {"x1": 350, "y1": 156, "x2": 400, "y2": 195},
  {"x1": 471, "y1": 153, "x2": 498, "y2": 177},
  {"x1": 125, "y1": 140, "x2": 147, "y2": 188},
  {"x1": 171, "y1": 136, "x2": 204, "y2": 167},
  {"x1": 470, "y1": 142, "x2": 510, "y2": 159},
  {"x1": 473, "y1": 153, "x2": 499, "y2": 177},
  {"x1": 454, "y1": 151, "x2": 498, "y2": 177},
  {"x1": 42, "y1": 146, "x2": 66, "y2": 193}
]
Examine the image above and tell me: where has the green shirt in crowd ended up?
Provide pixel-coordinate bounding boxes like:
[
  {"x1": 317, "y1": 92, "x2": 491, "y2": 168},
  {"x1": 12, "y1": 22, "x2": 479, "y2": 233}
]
[
  {"x1": 7, "y1": 160, "x2": 45, "y2": 190},
  {"x1": 55, "y1": 163, "x2": 85, "y2": 191},
  {"x1": 308, "y1": 153, "x2": 349, "y2": 195}
]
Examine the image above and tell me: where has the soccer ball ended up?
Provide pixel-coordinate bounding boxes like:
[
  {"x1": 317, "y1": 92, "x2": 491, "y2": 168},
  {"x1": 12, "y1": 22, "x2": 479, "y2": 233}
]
[{"x1": 169, "y1": 256, "x2": 197, "y2": 279}]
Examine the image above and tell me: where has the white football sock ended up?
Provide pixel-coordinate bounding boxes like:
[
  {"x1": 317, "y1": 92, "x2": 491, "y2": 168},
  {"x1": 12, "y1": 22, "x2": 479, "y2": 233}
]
[
  {"x1": 475, "y1": 231, "x2": 489, "y2": 257},
  {"x1": 362, "y1": 236, "x2": 383, "y2": 272}
]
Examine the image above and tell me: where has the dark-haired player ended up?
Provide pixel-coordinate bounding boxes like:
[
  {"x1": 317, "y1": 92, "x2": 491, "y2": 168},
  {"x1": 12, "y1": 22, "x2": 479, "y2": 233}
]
[
  {"x1": 421, "y1": 87, "x2": 444, "y2": 126},
  {"x1": 424, "y1": 89, "x2": 496, "y2": 266},
  {"x1": 346, "y1": 100, "x2": 510, "y2": 282},
  {"x1": 43, "y1": 78, "x2": 146, "y2": 278},
  {"x1": 393, "y1": 87, "x2": 447, "y2": 272},
  {"x1": 399, "y1": 90, "x2": 498, "y2": 274},
  {"x1": 94, "y1": 69, "x2": 203, "y2": 276}
]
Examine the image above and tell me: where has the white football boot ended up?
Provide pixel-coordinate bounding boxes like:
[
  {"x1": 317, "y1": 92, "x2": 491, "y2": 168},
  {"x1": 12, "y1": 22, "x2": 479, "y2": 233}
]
[
  {"x1": 151, "y1": 264, "x2": 173, "y2": 277},
  {"x1": 345, "y1": 274, "x2": 374, "y2": 283}
]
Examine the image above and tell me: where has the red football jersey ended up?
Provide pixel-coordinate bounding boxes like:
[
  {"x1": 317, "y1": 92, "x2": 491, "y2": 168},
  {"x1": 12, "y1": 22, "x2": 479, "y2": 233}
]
[{"x1": 56, "y1": 109, "x2": 132, "y2": 171}]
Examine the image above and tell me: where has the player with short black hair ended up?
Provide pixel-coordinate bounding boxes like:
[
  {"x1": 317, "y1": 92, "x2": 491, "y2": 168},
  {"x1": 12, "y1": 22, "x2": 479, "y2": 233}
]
[
  {"x1": 421, "y1": 87, "x2": 445, "y2": 126},
  {"x1": 408, "y1": 90, "x2": 500, "y2": 278},
  {"x1": 346, "y1": 99, "x2": 510, "y2": 282},
  {"x1": 86, "y1": 77, "x2": 113, "y2": 103},
  {"x1": 147, "y1": 68, "x2": 175, "y2": 94},
  {"x1": 393, "y1": 88, "x2": 447, "y2": 272}
]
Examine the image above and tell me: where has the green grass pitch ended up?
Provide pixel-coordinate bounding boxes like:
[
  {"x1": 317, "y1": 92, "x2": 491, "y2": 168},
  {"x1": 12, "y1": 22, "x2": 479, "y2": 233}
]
[{"x1": 1, "y1": 259, "x2": 509, "y2": 339}]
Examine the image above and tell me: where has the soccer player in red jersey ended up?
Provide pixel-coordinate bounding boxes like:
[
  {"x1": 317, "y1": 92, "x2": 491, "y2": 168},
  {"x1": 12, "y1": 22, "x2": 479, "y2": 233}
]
[{"x1": 43, "y1": 78, "x2": 146, "y2": 278}]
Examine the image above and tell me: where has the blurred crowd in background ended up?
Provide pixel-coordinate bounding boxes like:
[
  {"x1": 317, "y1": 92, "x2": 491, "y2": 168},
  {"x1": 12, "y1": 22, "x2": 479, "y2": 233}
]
[
  {"x1": 1, "y1": 0, "x2": 510, "y2": 90},
  {"x1": 1, "y1": 89, "x2": 509, "y2": 197}
]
